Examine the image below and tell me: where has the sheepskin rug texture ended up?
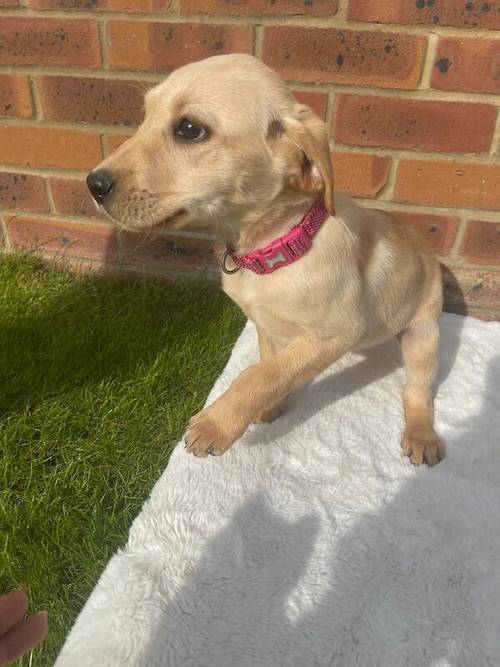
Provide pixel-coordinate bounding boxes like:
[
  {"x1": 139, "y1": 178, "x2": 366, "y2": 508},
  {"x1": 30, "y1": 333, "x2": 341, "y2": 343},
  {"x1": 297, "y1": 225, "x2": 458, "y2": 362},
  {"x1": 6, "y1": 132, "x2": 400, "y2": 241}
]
[{"x1": 56, "y1": 313, "x2": 500, "y2": 667}]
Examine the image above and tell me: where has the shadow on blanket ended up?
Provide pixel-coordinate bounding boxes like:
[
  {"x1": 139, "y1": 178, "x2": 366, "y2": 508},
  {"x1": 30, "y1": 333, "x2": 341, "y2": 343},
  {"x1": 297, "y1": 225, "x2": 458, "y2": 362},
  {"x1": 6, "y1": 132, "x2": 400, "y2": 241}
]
[
  {"x1": 245, "y1": 312, "x2": 465, "y2": 444},
  {"x1": 138, "y1": 360, "x2": 499, "y2": 667}
]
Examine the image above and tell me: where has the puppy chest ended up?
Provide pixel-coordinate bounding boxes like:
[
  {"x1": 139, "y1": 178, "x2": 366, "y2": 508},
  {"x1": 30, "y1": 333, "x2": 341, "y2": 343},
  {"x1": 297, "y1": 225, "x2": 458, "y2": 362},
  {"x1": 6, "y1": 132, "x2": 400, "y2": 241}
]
[{"x1": 223, "y1": 272, "x2": 329, "y2": 338}]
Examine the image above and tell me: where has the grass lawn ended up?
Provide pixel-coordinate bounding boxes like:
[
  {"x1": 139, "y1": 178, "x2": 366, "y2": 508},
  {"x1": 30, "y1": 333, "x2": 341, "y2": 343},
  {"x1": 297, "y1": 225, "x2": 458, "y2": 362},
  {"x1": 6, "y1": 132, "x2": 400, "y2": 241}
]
[{"x1": 0, "y1": 254, "x2": 244, "y2": 666}]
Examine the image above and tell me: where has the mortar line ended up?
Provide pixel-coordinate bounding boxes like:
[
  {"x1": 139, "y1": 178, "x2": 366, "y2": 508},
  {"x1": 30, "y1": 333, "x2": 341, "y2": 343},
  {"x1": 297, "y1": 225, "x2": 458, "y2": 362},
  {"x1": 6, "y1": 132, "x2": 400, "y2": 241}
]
[
  {"x1": 26, "y1": 75, "x2": 42, "y2": 121},
  {"x1": 98, "y1": 18, "x2": 109, "y2": 70},
  {"x1": 335, "y1": 0, "x2": 349, "y2": 21},
  {"x1": 2, "y1": 66, "x2": 498, "y2": 106},
  {"x1": 44, "y1": 176, "x2": 57, "y2": 214},
  {"x1": 1, "y1": 7, "x2": 500, "y2": 38},
  {"x1": 491, "y1": 107, "x2": 500, "y2": 155},
  {"x1": 352, "y1": 198, "x2": 500, "y2": 221},
  {"x1": 0, "y1": 66, "x2": 167, "y2": 82},
  {"x1": 448, "y1": 217, "x2": 469, "y2": 258},
  {"x1": 0, "y1": 116, "x2": 140, "y2": 136},
  {"x1": 0, "y1": 206, "x2": 218, "y2": 240},
  {"x1": 2, "y1": 193, "x2": 499, "y2": 224},
  {"x1": 269, "y1": 83, "x2": 500, "y2": 106},
  {"x1": 420, "y1": 31, "x2": 439, "y2": 90},
  {"x1": 0, "y1": 164, "x2": 97, "y2": 178},
  {"x1": 440, "y1": 256, "x2": 500, "y2": 273},
  {"x1": 0, "y1": 208, "x2": 115, "y2": 227},
  {"x1": 377, "y1": 155, "x2": 399, "y2": 202},
  {"x1": 101, "y1": 134, "x2": 111, "y2": 158},
  {"x1": 98, "y1": 133, "x2": 107, "y2": 162},
  {"x1": 2, "y1": 116, "x2": 500, "y2": 164},
  {"x1": 254, "y1": 24, "x2": 264, "y2": 58}
]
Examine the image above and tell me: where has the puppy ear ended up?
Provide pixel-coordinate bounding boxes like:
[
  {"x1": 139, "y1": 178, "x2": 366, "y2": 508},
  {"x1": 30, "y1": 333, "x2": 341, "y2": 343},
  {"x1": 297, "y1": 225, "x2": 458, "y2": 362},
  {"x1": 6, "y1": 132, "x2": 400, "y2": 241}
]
[{"x1": 281, "y1": 104, "x2": 334, "y2": 214}]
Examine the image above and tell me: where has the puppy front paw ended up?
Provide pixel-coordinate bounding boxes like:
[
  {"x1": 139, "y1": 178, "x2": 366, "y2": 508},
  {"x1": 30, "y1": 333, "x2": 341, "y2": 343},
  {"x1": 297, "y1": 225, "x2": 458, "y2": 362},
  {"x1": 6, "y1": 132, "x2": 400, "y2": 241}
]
[
  {"x1": 401, "y1": 429, "x2": 444, "y2": 466},
  {"x1": 184, "y1": 407, "x2": 245, "y2": 458}
]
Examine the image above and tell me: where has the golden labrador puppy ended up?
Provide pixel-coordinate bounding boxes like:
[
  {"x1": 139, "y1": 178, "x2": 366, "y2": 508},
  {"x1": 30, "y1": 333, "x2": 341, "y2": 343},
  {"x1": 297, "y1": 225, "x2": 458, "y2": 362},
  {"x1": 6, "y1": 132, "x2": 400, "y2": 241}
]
[{"x1": 87, "y1": 54, "x2": 444, "y2": 465}]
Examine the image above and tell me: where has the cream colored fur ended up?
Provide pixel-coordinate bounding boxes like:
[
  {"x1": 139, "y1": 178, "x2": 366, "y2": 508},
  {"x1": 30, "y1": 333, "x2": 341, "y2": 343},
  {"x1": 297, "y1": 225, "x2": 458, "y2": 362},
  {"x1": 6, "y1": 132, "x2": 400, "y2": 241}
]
[{"x1": 90, "y1": 54, "x2": 444, "y2": 465}]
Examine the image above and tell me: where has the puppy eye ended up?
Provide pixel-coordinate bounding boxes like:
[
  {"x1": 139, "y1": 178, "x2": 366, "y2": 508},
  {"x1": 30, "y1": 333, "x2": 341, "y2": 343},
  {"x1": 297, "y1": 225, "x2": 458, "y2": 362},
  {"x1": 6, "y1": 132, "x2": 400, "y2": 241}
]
[{"x1": 174, "y1": 118, "x2": 208, "y2": 142}]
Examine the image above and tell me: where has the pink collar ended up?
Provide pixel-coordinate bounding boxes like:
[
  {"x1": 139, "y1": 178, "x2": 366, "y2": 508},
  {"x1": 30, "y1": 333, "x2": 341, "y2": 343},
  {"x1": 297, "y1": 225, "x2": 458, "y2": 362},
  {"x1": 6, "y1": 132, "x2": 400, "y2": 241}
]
[{"x1": 222, "y1": 198, "x2": 328, "y2": 275}]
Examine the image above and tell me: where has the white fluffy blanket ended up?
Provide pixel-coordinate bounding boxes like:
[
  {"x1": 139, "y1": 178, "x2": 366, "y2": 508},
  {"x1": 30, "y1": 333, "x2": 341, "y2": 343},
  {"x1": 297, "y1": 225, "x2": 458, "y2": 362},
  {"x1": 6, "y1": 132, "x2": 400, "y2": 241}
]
[{"x1": 56, "y1": 313, "x2": 500, "y2": 667}]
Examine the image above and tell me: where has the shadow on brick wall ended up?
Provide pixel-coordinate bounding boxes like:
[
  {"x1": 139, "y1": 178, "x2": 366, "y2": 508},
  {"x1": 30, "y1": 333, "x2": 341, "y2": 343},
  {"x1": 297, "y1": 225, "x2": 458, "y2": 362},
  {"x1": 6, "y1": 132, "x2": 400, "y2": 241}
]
[{"x1": 441, "y1": 264, "x2": 468, "y2": 317}]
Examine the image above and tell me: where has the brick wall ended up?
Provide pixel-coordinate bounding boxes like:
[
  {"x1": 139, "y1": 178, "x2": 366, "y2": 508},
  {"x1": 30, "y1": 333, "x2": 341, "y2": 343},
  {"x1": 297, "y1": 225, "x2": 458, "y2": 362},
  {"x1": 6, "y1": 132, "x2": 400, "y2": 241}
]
[{"x1": 0, "y1": 0, "x2": 499, "y2": 319}]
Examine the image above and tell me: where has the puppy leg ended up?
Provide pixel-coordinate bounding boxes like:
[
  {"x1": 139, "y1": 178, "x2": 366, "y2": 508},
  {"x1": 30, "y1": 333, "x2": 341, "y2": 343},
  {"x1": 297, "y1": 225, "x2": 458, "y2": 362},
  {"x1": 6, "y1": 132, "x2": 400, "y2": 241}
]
[
  {"x1": 399, "y1": 318, "x2": 444, "y2": 466},
  {"x1": 184, "y1": 336, "x2": 348, "y2": 457},
  {"x1": 254, "y1": 328, "x2": 286, "y2": 423}
]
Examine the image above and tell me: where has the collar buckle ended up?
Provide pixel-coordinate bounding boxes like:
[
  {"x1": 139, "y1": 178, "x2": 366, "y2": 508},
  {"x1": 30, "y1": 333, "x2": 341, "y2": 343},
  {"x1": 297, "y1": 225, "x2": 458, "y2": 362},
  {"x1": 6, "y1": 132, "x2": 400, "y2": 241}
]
[{"x1": 221, "y1": 249, "x2": 241, "y2": 275}]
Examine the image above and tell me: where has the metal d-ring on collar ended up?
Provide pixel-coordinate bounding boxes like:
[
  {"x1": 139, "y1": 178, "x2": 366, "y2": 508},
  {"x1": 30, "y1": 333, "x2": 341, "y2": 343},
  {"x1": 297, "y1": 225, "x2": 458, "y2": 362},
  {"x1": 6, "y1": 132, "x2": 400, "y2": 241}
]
[{"x1": 221, "y1": 249, "x2": 241, "y2": 275}]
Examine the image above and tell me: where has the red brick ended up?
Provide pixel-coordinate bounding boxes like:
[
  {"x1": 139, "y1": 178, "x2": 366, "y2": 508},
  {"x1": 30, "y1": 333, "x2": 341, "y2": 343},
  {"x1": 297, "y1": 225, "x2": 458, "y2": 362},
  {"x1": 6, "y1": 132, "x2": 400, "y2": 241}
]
[
  {"x1": 180, "y1": 0, "x2": 338, "y2": 16},
  {"x1": 395, "y1": 160, "x2": 500, "y2": 211},
  {"x1": 393, "y1": 211, "x2": 459, "y2": 255},
  {"x1": 0, "y1": 172, "x2": 49, "y2": 212},
  {"x1": 293, "y1": 91, "x2": 328, "y2": 120},
  {"x1": 50, "y1": 178, "x2": 97, "y2": 217},
  {"x1": 333, "y1": 95, "x2": 497, "y2": 153},
  {"x1": 39, "y1": 76, "x2": 150, "y2": 126},
  {"x1": 0, "y1": 126, "x2": 101, "y2": 170},
  {"x1": 461, "y1": 220, "x2": 500, "y2": 264},
  {"x1": 332, "y1": 152, "x2": 391, "y2": 198},
  {"x1": 106, "y1": 133, "x2": 133, "y2": 154},
  {"x1": 432, "y1": 37, "x2": 500, "y2": 95},
  {"x1": 0, "y1": 0, "x2": 20, "y2": 6},
  {"x1": 107, "y1": 21, "x2": 253, "y2": 71},
  {"x1": 121, "y1": 231, "x2": 215, "y2": 270},
  {"x1": 0, "y1": 18, "x2": 100, "y2": 68},
  {"x1": 442, "y1": 263, "x2": 500, "y2": 315},
  {"x1": 262, "y1": 27, "x2": 426, "y2": 89},
  {"x1": 0, "y1": 75, "x2": 32, "y2": 118},
  {"x1": 7, "y1": 216, "x2": 118, "y2": 261},
  {"x1": 30, "y1": 0, "x2": 169, "y2": 10},
  {"x1": 348, "y1": 0, "x2": 500, "y2": 30}
]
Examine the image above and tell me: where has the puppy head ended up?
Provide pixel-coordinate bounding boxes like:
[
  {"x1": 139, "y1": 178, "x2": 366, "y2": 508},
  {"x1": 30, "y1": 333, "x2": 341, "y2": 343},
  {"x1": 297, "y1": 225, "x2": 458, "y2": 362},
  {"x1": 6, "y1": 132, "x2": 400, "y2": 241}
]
[{"x1": 87, "y1": 54, "x2": 334, "y2": 232}]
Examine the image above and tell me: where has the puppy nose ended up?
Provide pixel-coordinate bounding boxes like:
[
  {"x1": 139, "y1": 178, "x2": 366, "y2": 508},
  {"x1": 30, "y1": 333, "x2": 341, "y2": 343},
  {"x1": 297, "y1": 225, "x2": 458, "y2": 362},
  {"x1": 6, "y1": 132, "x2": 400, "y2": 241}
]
[{"x1": 86, "y1": 169, "x2": 116, "y2": 203}]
